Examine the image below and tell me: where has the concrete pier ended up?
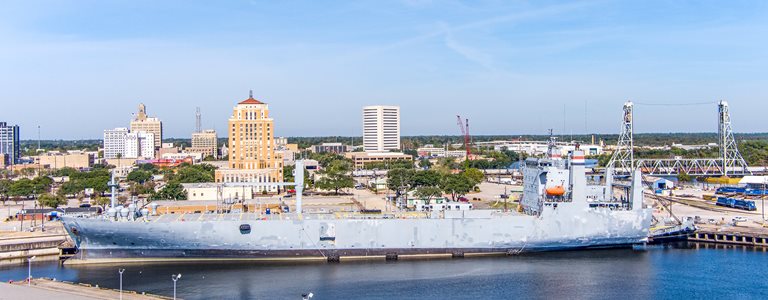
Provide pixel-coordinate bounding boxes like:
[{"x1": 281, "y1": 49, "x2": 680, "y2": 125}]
[{"x1": 0, "y1": 279, "x2": 168, "y2": 299}]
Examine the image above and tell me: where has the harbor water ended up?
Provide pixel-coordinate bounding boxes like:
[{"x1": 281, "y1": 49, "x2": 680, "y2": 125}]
[{"x1": 1, "y1": 243, "x2": 767, "y2": 299}]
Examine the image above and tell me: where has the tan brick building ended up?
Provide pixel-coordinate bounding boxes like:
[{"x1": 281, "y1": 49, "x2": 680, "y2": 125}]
[
  {"x1": 130, "y1": 103, "x2": 163, "y2": 150},
  {"x1": 189, "y1": 129, "x2": 218, "y2": 159},
  {"x1": 214, "y1": 92, "x2": 283, "y2": 192}
]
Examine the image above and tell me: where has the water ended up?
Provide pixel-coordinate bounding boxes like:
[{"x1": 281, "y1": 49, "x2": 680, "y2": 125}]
[{"x1": 2, "y1": 244, "x2": 767, "y2": 299}]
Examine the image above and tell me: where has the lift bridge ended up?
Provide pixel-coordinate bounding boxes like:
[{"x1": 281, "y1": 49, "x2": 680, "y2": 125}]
[{"x1": 607, "y1": 100, "x2": 751, "y2": 177}]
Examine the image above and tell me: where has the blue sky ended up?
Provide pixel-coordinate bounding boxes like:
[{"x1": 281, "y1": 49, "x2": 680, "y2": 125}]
[{"x1": 1, "y1": 0, "x2": 767, "y2": 139}]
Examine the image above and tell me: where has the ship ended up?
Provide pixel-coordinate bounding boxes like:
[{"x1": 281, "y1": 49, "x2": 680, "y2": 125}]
[{"x1": 61, "y1": 147, "x2": 652, "y2": 264}]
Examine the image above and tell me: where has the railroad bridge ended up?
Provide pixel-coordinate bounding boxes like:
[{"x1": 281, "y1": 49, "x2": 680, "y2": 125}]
[{"x1": 607, "y1": 101, "x2": 750, "y2": 177}]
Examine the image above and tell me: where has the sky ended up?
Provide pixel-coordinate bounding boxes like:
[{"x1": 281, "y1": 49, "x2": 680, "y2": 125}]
[{"x1": 1, "y1": 0, "x2": 767, "y2": 139}]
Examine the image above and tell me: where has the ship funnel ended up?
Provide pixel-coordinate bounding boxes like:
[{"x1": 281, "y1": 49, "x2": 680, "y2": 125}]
[
  {"x1": 629, "y1": 168, "x2": 643, "y2": 210},
  {"x1": 569, "y1": 150, "x2": 586, "y2": 205}
]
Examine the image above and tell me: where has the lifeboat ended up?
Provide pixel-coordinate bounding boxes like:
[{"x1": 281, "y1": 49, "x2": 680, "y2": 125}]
[{"x1": 546, "y1": 186, "x2": 565, "y2": 196}]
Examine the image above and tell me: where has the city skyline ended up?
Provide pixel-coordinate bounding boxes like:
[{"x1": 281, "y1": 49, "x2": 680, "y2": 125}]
[{"x1": 2, "y1": 1, "x2": 767, "y2": 139}]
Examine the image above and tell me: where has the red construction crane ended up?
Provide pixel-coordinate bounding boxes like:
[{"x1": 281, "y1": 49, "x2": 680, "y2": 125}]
[{"x1": 456, "y1": 115, "x2": 472, "y2": 160}]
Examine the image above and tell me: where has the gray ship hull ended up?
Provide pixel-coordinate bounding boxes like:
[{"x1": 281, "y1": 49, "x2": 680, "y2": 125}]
[{"x1": 62, "y1": 206, "x2": 652, "y2": 264}]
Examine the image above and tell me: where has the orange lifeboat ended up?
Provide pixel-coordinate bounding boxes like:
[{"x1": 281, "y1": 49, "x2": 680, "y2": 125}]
[{"x1": 546, "y1": 186, "x2": 565, "y2": 196}]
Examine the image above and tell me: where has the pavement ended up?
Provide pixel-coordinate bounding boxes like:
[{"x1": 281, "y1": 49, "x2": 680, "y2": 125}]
[{"x1": 0, "y1": 279, "x2": 166, "y2": 300}]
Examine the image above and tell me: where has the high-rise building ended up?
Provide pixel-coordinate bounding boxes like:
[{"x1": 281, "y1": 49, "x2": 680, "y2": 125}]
[
  {"x1": 363, "y1": 105, "x2": 400, "y2": 152},
  {"x1": 0, "y1": 122, "x2": 20, "y2": 165},
  {"x1": 190, "y1": 129, "x2": 218, "y2": 159},
  {"x1": 124, "y1": 131, "x2": 155, "y2": 159},
  {"x1": 214, "y1": 91, "x2": 283, "y2": 192},
  {"x1": 103, "y1": 127, "x2": 129, "y2": 159},
  {"x1": 130, "y1": 103, "x2": 163, "y2": 149}
]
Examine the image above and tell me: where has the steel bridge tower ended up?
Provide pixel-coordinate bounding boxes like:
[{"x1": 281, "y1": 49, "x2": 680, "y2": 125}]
[
  {"x1": 607, "y1": 100, "x2": 750, "y2": 176},
  {"x1": 607, "y1": 101, "x2": 634, "y2": 174},
  {"x1": 718, "y1": 101, "x2": 750, "y2": 176}
]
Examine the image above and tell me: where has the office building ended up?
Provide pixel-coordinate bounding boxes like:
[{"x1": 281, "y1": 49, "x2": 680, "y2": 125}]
[
  {"x1": 189, "y1": 129, "x2": 218, "y2": 159},
  {"x1": 214, "y1": 91, "x2": 283, "y2": 192},
  {"x1": 124, "y1": 131, "x2": 155, "y2": 159},
  {"x1": 130, "y1": 103, "x2": 163, "y2": 149},
  {"x1": 0, "y1": 122, "x2": 20, "y2": 165},
  {"x1": 311, "y1": 142, "x2": 347, "y2": 154},
  {"x1": 345, "y1": 151, "x2": 413, "y2": 169},
  {"x1": 103, "y1": 127, "x2": 129, "y2": 159},
  {"x1": 363, "y1": 105, "x2": 400, "y2": 152}
]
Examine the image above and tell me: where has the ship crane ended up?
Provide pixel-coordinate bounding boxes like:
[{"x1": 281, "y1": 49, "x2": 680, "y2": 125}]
[{"x1": 457, "y1": 115, "x2": 472, "y2": 160}]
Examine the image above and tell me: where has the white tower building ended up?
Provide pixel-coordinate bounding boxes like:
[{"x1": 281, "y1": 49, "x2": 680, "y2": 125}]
[
  {"x1": 103, "y1": 128, "x2": 129, "y2": 159},
  {"x1": 363, "y1": 105, "x2": 400, "y2": 152}
]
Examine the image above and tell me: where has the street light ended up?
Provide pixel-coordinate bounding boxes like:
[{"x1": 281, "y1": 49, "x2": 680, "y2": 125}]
[
  {"x1": 172, "y1": 273, "x2": 182, "y2": 300},
  {"x1": 27, "y1": 256, "x2": 36, "y2": 286},
  {"x1": 118, "y1": 268, "x2": 125, "y2": 300}
]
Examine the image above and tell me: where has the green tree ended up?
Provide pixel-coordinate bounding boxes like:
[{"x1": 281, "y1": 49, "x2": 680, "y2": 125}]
[
  {"x1": 678, "y1": 172, "x2": 692, "y2": 183},
  {"x1": 414, "y1": 186, "x2": 442, "y2": 204},
  {"x1": 315, "y1": 160, "x2": 354, "y2": 194},
  {"x1": 440, "y1": 173, "x2": 473, "y2": 201},
  {"x1": 151, "y1": 182, "x2": 187, "y2": 200},
  {"x1": 93, "y1": 195, "x2": 111, "y2": 208},
  {"x1": 462, "y1": 168, "x2": 485, "y2": 186},
  {"x1": 38, "y1": 193, "x2": 67, "y2": 209},
  {"x1": 418, "y1": 158, "x2": 432, "y2": 169},
  {"x1": 0, "y1": 179, "x2": 11, "y2": 205},
  {"x1": 127, "y1": 170, "x2": 152, "y2": 184},
  {"x1": 412, "y1": 170, "x2": 441, "y2": 188},
  {"x1": 387, "y1": 168, "x2": 416, "y2": 201},
  {"x1": 8, "y1": 178, "x2": 35, "y2": 197}
]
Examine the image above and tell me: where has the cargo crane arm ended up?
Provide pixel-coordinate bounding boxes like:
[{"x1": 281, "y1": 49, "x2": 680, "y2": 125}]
[{"x1": 457, "y1": 115, "x2": 471, "y2": 160}]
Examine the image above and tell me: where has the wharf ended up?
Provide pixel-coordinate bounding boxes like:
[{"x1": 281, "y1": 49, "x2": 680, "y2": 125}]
[
  {"x1": 687, "y1": 224, "x2": 768, "y2": 247},
  {"x1": 0, "y1": 278, "x2": 167, "y2": 299},
  {"x1": 0, "y1": 231, "x2": 69, "y2": 265}
]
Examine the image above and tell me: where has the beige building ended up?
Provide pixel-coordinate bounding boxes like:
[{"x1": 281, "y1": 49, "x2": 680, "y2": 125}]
[
  {"x1": 214, "y1": 91, "x2": 283, "y2": 192},
  {"x1": 35, "y1": 151, "x2": 94, "y2": 169},
  {"x1": 182, "y1": 183, "x2": 258, "y2": 201},
  {"x1": 345, "y1": 151, "x2": 413, "y2": 169},
  {"x1": 130, "y1": 103, "x2": 163, "y2": 149},
  {"x1": 189, "y1": 129, "x2": 218, "y2": 159}
]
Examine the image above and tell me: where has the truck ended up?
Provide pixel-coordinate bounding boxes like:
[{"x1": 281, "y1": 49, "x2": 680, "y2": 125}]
[{"x1": 716, "y1": 197, "x2": 757, "y2": 211}]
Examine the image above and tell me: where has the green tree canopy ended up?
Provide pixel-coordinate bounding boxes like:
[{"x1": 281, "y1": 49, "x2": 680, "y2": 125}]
[
  {"x1": 151, "y1": 182, "x2": 187, "y2": 200},
  {"x1": 315, "y1": 159, "x2": 354, "y2": 194},
  {"x1": 127, "y1": 170, "x2": 152, "y2": 184},
  {"x1": 38, "y1": 193, "x2": 67, "y2": 209},
  {"x1": 440, "y1": 173, "x2": 473, "y2": 200},
  {"x1": 414, "y1": 186, "x2": 442, "y2": 203}
]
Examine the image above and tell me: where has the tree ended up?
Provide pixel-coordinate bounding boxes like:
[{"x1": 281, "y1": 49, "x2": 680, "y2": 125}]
[
  {"x1": 8, "y1": 178, "x2": 34, "y2": 197},
  {"x1": 412, "y1": 170, "x2": 441, "y2": 188},
  {"x1": 387, "y1": 168, "x2": 416, "y2": 201},
  {"x1": 38, "y1": 193, "x2": 67, "y2": 209},
  {"x1": 440, "y1": 173, "x2": 473, "y2": 201},
  {"x1": 462, "y1": 168, "x2": 485, "y2": 186},
  {"x1": 93, "y1": 195, "x2": 111, "y2": 208},
  {"x1": 678, "y1": 171, "x2": 692, "y2": 183},
  {"x1": 418, "y1": 158, "x2": 432, "y2": 169},
  {"x1": 315, "y1": 160, "x2": 354, "y2": 194},
  {"x1": 127, "y1": 170, "x2": 152, "y2": 184},
  {"x1": 414, "y1": 186, "x2": 442, "y2": 204},
  {"x1": 151, "y1": 182, "x2": 187, "y2": 200},
  {"x1": 0, "y1": 179, "x2": 10, "y2": 205}
]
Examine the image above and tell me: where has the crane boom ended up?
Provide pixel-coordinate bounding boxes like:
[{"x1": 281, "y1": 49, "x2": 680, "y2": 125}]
[{"x1": 456, "y1": 115, "x2": 472, "y2": 160}]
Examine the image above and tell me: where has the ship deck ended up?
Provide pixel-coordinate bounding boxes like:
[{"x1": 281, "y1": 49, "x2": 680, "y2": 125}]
[{"x1": 145, "y1": 211, "x2": 433, "y2": 223}]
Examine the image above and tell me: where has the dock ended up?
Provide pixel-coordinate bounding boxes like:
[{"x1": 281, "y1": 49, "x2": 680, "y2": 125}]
[{"x1": 0, "y1": 278, "x2": 168, "y2": 299}]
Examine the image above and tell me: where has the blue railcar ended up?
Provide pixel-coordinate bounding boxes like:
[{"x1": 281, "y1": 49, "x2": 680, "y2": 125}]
[
  {"x1": 716, "y1": 197, "x2": 757, "y2": 211},
  {"x1": 716, "y1": 187, "x2": 747, "y2": 194}
]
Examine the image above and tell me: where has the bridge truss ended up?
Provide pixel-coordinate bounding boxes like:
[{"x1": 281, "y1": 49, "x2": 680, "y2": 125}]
[{"x1": 608, "y1": 101, "x2": 751, "y2": 177}]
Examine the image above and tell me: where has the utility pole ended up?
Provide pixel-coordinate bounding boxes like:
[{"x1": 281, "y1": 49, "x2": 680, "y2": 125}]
[{"x1": 119, "y1": 268, "x2": 125, "y2": 300}]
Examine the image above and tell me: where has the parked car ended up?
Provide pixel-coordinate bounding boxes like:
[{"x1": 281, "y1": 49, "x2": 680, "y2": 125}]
[{"x1": 732, "y1": 216, "x2": 748, "y2": 223}]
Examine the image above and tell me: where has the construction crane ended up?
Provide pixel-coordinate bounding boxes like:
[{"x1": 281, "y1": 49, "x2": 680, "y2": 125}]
[{"x1": 456, "y1": 115, "x2": 472, "y2": 160}]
